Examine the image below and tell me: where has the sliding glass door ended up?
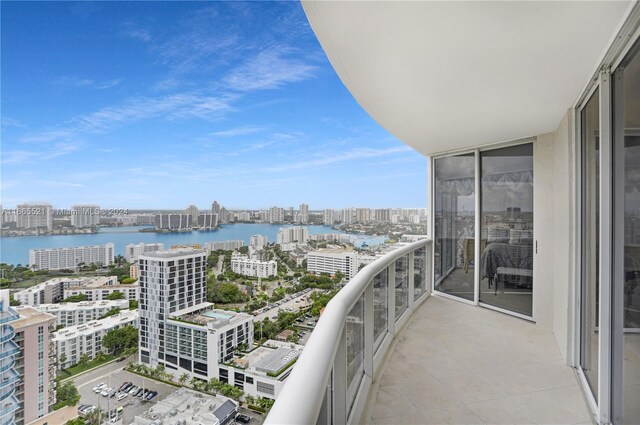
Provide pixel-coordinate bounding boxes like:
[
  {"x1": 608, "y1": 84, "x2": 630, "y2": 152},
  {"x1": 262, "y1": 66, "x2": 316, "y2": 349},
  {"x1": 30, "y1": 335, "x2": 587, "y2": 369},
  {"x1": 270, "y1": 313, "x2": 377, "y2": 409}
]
[
  {"x1": 433, "y1": 153, "x2": 475, "y2": 301},
  {"x1": 479, "y1": 144, "x2": 534, "y2": 316}
]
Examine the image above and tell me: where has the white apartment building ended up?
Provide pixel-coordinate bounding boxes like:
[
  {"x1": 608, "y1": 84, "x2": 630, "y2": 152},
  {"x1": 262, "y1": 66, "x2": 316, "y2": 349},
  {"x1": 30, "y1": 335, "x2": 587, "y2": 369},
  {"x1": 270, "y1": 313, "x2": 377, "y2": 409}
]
[
  {"x1": 16, "y1": 203, "x2": 52, "y2": 230},
  {"x1": 14, "y1": 276, "x2": 136, "y2": 306},
  {"x1": 231, "y1": 253, "x2": 277, "y2": 278},
  {"x1": 323, "y1": 209, "x2": 338, "y2": 225},
  {"x1": 267, "y1": 207, "x2": 285, "y2": 223},
  {"x1": 205, "y1": 240, "x2": 244, "y2": 252},
  {"x1": 70, "y1": 204, "x2": 100, "y2": 228},
  {"x1": 138, "y1": 249, "x2": 207, "y2": 368},
  {"x1": 306, "y1": 250, "x2": 359, "y2": 279},
  {"x1": 155, "y1": 213, "x2": 191, "y2": 230},
  {"x1": 35, "y1": 299, "x2": 129, "y2": 328},
  {"x1": 276, "y1": 226, "x2": 309, "y2": 245},
  {"x1": 125, "y1": 242, "x2": 165, "y2": 262},
  {"x1": 163, "y1": 304, "x2": 253, "y2": 378},
  {"x1": 249, "y1": 234, "x2": 268, "y2": 250},
  {"x1": 54, "y1": 309, "x2": 138, "y2": 369},
  {"x1": 29, "y1": 243, "x2": 115, "y2": 270}
]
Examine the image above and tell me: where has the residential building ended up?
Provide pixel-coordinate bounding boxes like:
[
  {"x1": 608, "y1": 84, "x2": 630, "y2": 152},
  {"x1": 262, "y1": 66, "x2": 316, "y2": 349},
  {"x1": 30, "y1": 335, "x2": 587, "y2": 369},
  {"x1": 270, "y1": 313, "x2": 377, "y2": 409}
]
[
  {"x1": 306, "y1": 250, "x2": 359, "y2": 279},
  {"x1": 231, "y1": 253, "x2": 277, "y2": 278},
  {"x1": 198, "y1": 213, "x2": 218, "y2": 228},
  {"x1": 297, "y1": 203, "x2": 309, "y2": 224},
  {"x1": 12, "y1": 307, "x2": 56, "y2": 425},
  {"x1": 125, "y1": 242, "x2": 165, "y2": 262},
  {"x1": 266, "y1": 4, "x2": 640, "y2": 425},
  {"x1": 155, "y1": 213, "x2": 191, "y2": 230},
  {"x1": 277, "y1": 226, "x2": 310, "y2": 251},
  {"x1": 138, "y1": 249, "x2": 207, "y2": 367},
  {"x1": 124, "y1": 242, "x2": 164, "y2": 263},
  {"x1": 219, "y1": 206, "x2": 228, "y2": 224},
  {"x1": 185, "y1": 204, "x2": 199, "y2": 223},
  {"x1": 249, "y1": 234, "x2": 268, "y2": 251},
  {"x1": 129, "y1": 263, "x2": 139, "y2": 279},
  {"x1": 70, "y1": 204, "x2": 99, "y2": 228},
  {"x1": 205, "y1": 240, "x2": 244, "y2": 252},
  {"x1": 323, "y1": 209, "x2": 338, "y2": 225},
  {"x1": 0, "y1": 290, "x2": 20, "y2": 425},
  {"x1": 13, "y1": 276, "x2": 136, "y2": 306},
  {"x1": 354, "y1": 208, "x2": 370, "y2": 223},
  {"x1": 35, "y1": 299, "x2": 129, "y2": 328},
  {"x1": 341, "y1": 208, "x2": 354, "y2": 224},
  {"x1": 211, "y1": 201, "x2": 221, "y2": 216},
  {"x1": 29, "y1": 243, "x2": 115, "y2": 271},
  {"x1": 15, "y1": 203, "x2": 52, "y2": 230},
  {"x1": 54, "y1": 309, "x2": 138, "y2": 369},
  {"x1": 134, "y1": 388, "x2": 237, "y2": 425},
  {"x1": 267, "y1": 207, "x2": 285, "y2": 223}
]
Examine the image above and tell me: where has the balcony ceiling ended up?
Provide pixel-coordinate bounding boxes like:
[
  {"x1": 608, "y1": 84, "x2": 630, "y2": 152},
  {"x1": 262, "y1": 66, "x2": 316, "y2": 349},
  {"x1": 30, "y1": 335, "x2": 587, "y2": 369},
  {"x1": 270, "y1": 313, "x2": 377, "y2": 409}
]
[{"x1": 302, "y1": 1, "x2": 632, "y2": 155}]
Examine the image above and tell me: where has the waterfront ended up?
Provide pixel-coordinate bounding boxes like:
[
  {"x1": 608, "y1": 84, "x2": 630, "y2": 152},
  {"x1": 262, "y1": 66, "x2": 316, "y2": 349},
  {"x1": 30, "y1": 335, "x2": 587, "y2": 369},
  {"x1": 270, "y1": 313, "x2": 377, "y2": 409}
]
[{"x1": 0, "y1": 223, "x2": 356, "y2": 266}]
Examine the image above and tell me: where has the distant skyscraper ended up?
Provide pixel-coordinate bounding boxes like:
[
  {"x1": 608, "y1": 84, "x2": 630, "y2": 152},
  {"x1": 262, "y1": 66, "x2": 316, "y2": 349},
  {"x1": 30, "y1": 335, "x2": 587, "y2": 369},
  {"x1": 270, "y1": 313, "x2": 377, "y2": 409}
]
[
  {"x1": 219, "y1": 207, "x2": 228, "y2": 224},
  {"x1": 16, "y1": 203, "x2": 53, "y2": 230},
  {"x1": 355, "y1": 208, "x2": 371, "y2": 223},
  {"x1": 299, "y1": 203, "x2": 309, "y2": 224},
  {"x1": 323, "y1": 209, "x2": 338, "y2": 225},
  {"x1": 268, "y1": 207, "x2": 285, "y2": 223},
  {"x1": 211, "y1": 201, "x2": 221, "y2": 216},
  {"x1": 29, "y1": 244, "x2": 115, "y2": 270},
  {"x1": 156, "y1": 214, "x2": 191, "y2": 230},
  {"x1": 70, "y1": 204, "x2": 100, "y2": 228},
  {"x1": 185, "y1": 205, "x2": 199, "y2": 223},
  {"x1": 138, "y1": 249, "x2": 207, "y2": 367}
]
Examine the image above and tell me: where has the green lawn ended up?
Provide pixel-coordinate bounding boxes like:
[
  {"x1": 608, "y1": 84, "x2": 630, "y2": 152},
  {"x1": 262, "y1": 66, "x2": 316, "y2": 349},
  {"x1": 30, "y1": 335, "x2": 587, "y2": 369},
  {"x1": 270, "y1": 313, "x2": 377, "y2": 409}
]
[{"x1": 59, "y1": 354, "x2": 116, "y2": 379}]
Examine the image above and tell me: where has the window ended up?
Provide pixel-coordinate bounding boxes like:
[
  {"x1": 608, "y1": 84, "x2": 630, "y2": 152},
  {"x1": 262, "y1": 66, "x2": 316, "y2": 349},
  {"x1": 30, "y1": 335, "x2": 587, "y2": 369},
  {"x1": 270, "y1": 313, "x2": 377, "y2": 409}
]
[{"x1": 256, "y1": 381, "x2": 274, "y2": 396}]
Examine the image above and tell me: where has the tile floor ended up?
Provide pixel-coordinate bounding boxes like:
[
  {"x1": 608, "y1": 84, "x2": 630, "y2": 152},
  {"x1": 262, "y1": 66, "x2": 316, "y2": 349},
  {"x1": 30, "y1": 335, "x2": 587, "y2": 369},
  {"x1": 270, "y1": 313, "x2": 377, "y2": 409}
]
[{"x1": 366, "y1": 296, "x2": 593, "y2": 425}]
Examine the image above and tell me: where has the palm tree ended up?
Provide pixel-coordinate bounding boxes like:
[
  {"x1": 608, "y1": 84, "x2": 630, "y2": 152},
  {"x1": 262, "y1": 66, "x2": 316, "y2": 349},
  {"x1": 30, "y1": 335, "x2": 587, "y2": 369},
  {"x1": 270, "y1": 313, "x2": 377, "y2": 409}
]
[
  {"x1": 78, "y1": 353, "x2": 90, "y2": 367},
  {"x1": 179, "y1": 373, "x2": 189, "y2": 385}
]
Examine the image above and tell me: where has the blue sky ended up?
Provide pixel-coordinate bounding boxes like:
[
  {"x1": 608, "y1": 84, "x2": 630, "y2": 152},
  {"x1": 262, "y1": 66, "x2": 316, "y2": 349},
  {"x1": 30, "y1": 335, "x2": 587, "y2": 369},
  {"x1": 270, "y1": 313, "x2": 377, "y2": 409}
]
[{"x1": 1, "y1": 1, "x2": 426, "y2": 210}]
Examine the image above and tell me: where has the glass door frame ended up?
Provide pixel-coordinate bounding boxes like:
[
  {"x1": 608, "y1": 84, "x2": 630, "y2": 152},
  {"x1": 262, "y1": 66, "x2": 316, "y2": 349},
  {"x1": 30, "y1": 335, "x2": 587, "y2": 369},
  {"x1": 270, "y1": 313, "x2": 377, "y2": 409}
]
[
  {"x1": 572, "y1": 7, "x2": 640, "y2": 423},
  {"x1": 430, "y1": 137, "x2": 536, "y2": 321}
]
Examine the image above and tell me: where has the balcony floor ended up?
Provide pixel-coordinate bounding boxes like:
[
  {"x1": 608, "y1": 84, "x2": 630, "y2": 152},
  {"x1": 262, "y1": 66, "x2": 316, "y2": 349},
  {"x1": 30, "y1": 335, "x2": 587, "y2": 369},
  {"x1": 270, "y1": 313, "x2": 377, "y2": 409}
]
[{"x1": 366, "y1": 296, "x2": 593, "y2": 425}]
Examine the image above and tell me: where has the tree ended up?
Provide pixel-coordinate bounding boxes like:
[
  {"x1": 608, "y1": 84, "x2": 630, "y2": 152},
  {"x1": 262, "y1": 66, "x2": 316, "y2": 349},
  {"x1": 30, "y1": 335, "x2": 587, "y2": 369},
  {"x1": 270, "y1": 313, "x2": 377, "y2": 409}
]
[
  {"x1": 99, "y1": 307, "x2": 121, "y2": 319},
  {"x1": 59, "y1": 353, "x2": 67, "y2": 366},
  {"x1": 238, "y1": 246, "x2": 249, "y2": 255},
  {"x1": 179, "y1": 373, "x2": 189, "y2": 385},
  {"x1": 63, "y1": 294, "x2": 88, "y2": 303},
  {"x1": 106, "y1": 290, "x2": 125, "y2": 300},
  {"x1": 78, "y1": 353, "x2": 90, "y2": 367},
  {"x1": 56, "y1": 381, "x2": 80, "y2": 407},
  {"x1": 129, "y1": 299, "x2": 138, "y2": 309},
  {"x1": 102, "y1": 325, "x2": 138, "y2": 355},
  {"x1": 9, "y1": 294, "x2": 19, "y2": 306},
  {"x1": 65, "y1": 418, "x2": 87, "y2": 425}
]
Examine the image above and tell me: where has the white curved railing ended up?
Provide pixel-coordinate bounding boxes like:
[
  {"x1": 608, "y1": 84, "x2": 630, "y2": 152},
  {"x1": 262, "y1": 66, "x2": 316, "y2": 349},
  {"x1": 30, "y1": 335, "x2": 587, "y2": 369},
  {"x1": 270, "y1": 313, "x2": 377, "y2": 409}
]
[{"x1": 265, "y1": 239, "x2": 432, "y2": 425}]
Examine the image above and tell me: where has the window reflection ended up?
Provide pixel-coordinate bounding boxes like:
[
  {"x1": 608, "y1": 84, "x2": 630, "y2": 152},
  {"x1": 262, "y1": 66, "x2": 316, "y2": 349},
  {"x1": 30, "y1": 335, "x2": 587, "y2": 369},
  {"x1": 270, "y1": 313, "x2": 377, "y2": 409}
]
[
  {"x1": 434, "y1": 154, "x2": 475, "y2": 300},
  {"x1": 479, "y1": 144, "x2": 534, "y2": 316}
]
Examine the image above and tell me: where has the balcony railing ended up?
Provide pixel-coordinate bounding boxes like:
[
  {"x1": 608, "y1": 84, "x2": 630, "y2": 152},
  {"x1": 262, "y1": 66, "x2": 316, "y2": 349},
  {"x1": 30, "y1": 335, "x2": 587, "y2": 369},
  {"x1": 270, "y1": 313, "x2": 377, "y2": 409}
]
[{"x1": 266, "y1": 239, "x2": 432, "y2": 425}]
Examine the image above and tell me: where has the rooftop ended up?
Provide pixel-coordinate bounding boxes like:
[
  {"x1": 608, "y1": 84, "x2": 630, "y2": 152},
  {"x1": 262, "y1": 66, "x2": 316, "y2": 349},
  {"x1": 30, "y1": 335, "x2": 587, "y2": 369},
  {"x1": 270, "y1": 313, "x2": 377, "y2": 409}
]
[
  {"x1": 170, "y1": 304, "x2": 251, "y2": 328},
  {"x1": 139, "y1": 248, "x2": 206, "y2": 259},
  {"x1": 36, "y1": 299, "x2": 129, "y2": 312},
  {"x1": 13, "y1": 306, "x2": 56, "y2": 329},
  {"x1": 134, "y1": 388, "x2": 236, "y2": 425},
  {"x1": 234, "y1": 340, "x2": 303, "y2": 377},
  {"x1": 52, "y1": 309, "x2": 138, "y2": 340}
]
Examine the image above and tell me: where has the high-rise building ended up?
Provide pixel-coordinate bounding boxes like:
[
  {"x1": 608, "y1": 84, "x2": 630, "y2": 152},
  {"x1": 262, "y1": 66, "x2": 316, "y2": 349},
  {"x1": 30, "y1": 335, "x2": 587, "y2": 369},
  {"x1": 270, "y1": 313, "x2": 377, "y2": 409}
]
[
  {"x1": 0, "y1": 290, "x2": 20, "y2": 425},
  {"x1": 211, "y1": 201, "x2": 221, "y2": 216},
  {"x1": 197, "y1": 213, "x2": 218, "y2": 228},
  {"x1": 125, "y1": 243, "x2": 165, "y2": 262},
  {"x1": 155, "y1": 214, "x2": 192, "y2": 230},
  {"x1": 29, "y1": 243, "x2": 115, "y2": 271},
  {"x1": 268, "y1": 207, "x2": 285, "y2": 223},
  {"x1": 298, "y1": 204, "x2": 309, "y2": 224},
  {"x1": 205, "y1": 240, "x2": 244, "y2": 252},
  {"x1": 219, "y1": 207, "x2": 228, "y2": 224},
  {"x1": 70, "y1": 204, "x2": 100, "y2": 228},
  {"x1": 277, "y1": 226, "x2": 309, "y2": 245},
  {"x1": 138, "y1": 249, "x2": 207, "y2": 368},
  {"x1": 185, "y1": 205, "x2": 199, "y2": 223},
  {"x1": 16, "y1": 203, "x2": 52, "y2": 230},
  {"x1": 323, "y1": 209, "x2": 338, "y2": 225},
  {"x1": 355, "y1": 208, "x2": 371, "y2": 223},
  {"x1": 12, "y1": 307, "x2": 56, "y2": 425},
  {"x1": 249, "y1": 235, "x2": 268, "y2": 251}
]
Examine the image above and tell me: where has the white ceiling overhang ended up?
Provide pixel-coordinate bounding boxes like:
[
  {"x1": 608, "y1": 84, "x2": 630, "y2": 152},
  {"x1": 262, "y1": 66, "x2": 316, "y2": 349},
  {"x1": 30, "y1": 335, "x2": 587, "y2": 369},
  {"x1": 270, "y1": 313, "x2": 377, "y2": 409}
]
[{"x1": 302, "y1": 1, "x2": 632, "y2": 156}]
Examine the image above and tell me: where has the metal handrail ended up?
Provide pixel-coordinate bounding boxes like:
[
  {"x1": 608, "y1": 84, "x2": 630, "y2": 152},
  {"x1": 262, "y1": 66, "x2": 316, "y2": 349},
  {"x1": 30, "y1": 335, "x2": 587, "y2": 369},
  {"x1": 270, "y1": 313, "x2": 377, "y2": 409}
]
[{"x1": 265, "y1": 239, "x2": 431, "y2": 425}]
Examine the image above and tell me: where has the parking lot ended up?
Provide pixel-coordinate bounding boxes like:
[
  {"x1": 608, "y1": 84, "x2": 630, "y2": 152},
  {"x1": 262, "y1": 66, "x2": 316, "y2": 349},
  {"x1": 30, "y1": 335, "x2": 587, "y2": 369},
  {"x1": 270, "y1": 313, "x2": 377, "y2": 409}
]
[{"x1": 76, "y1": 369, "x2": 178, "y2": 424}]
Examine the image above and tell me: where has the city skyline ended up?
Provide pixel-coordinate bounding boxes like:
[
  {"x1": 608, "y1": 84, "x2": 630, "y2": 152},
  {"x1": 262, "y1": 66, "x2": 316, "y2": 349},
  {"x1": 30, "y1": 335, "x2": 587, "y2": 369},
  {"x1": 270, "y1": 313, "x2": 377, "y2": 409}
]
[{"x1": 1, "y1": 2, "x2": 427, "y2": 209}]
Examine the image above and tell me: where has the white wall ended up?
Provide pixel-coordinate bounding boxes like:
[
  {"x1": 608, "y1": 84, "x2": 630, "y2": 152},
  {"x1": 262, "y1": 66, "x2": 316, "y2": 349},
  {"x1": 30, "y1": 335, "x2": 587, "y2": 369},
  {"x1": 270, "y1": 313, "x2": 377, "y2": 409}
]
[{"x1": 533, "y1": 110, "x2": 575, "y2": 363}]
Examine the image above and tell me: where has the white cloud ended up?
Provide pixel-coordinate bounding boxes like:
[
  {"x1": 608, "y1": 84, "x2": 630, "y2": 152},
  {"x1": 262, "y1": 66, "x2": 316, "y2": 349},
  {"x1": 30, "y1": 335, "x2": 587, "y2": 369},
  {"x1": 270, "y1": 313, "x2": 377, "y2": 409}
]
[
  {"x1": 264, "y1": 146, "x2": 414, "y2": 173},
  {"x1": 54, "y1": 76, "x2": 122, "y2": 90},
  {"x1": 2, "y1": 142, "x2": 82, "y2": 164},
  {"x1": 209, "y1": 126, "x2": 265, "y2": 137},
  {"x1": 1, "y1": 117, "x2": 27, "y2": 129},
  {"x1": 224, "y1": 48, "x2": 317, "y2": 92}
]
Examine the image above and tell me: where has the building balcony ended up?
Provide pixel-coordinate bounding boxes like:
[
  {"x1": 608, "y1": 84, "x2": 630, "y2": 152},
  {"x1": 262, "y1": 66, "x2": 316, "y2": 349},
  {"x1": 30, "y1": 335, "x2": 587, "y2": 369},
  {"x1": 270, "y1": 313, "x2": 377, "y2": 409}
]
[{"x1": 265, "y1": 239, "x2": 593, "y2": 425}]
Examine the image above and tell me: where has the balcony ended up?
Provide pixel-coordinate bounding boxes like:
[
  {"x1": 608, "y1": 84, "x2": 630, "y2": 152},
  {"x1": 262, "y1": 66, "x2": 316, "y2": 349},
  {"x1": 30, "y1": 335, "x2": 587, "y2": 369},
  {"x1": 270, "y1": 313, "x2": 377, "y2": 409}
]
[{"x1": 266, "y1": 239, "x2": 592, "y2": 425}]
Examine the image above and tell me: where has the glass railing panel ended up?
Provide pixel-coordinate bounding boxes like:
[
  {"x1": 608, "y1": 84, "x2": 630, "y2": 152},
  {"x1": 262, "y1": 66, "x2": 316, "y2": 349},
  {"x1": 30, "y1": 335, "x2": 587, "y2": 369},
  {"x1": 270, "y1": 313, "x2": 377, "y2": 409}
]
[
  {"x1": 346, "y1": 294, "x2": 364, "y2": 417},
  {"x1": 395, "y1": 255, "x2": 409, "y2": 319},
  {"x1": 373, "y1": 269, "x2": 389, "y2": 352},
  {"x1": 414, "y1": 247, "x2": 427, "y2": 300}
]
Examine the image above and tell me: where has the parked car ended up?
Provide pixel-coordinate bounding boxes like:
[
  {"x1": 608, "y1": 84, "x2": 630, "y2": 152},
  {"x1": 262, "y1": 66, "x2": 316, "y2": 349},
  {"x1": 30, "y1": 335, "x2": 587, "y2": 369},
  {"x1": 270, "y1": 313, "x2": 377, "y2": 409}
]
[
  {"x1": 136, "y1": 388, "x2": 145, "y2": 397},
  {"x1": 123, "y1": 383, "x2": 133, "y2": 392},
  {"x1": 235, "y1": 413, "x2": 251, "y2": 423},
  {"x1": 108, "y1": 389, "x2": 117, "y2": 398},
  {"x1": 93, "y1": 383, "x2": 106, "y2": 393},
  {"x1": 101, "y1": 387, "x2": 111, "y2": 397},
  {"x1": 146, "y1": 391, "x2": 158, "y2": 400},
  {"x1": 119, "y1": 382, "x2": 130, "y2": 391},
  {"x1": 116, "y1": 393, "x2": 128, "y2": 401},
  {"x1": 128, "y1": 386, "x2": 139, "y2": 394}
]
